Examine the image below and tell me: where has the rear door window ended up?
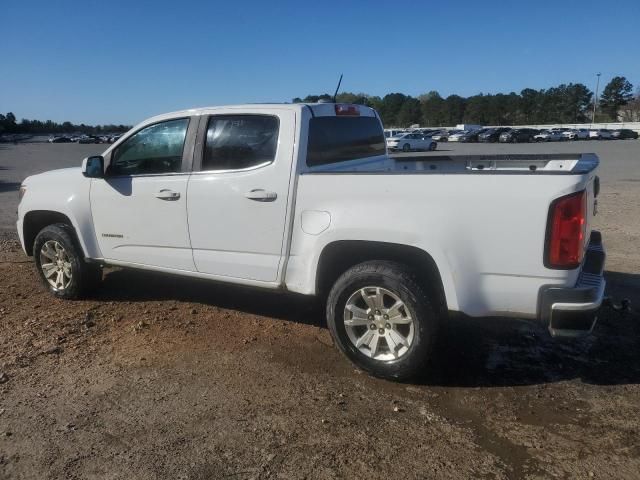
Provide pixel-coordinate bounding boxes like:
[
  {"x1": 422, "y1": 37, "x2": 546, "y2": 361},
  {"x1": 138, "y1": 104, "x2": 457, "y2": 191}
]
[
  {"x1": 202, "y1": 115, "x2": 279, "y2": 171},
  {"x1": 307, "y1": 116, "x2": 385, "y2": 167}
]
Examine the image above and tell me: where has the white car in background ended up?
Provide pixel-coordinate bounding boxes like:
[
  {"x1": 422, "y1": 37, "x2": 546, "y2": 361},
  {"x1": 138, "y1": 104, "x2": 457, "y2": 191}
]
[
  {"x1": 562, "y1": 128, "x2": 590, "y2": 140},
  {"x1": 430, "y1": 130, "x2": 449, "y2": 142},
  {"x1": 448, "y1": 130, "x2": 471, "y2": 142},
  {"x1": 589, "y1": 129, "x2": 612, "y2": 140},
  {"x1": 387, "y1": 132, "x2": 437, "y2": 151},
  {"x1": 534, "y1": 130, "x2": 563, "y2": 142}
]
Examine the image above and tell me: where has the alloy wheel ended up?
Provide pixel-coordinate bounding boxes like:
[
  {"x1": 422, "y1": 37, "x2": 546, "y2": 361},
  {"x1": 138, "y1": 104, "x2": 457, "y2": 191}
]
[
  {"x1": 343, "y1": 286, "x2": 415, "y2": 361},
  {"x1": 39, "y1": 240, "x2": 72, "y2": 291}
]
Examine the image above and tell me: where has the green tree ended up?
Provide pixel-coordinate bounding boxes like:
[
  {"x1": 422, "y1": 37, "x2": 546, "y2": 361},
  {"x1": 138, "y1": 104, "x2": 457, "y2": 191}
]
[
  {"x1": 599, "y1": 76, "x2": 633, "y2": 120},
  {"x1": 377, "y1": 93, "x2": 408, "y2": 126},
  {"x1": 3, "y1": 112, "x2": 17, "y2": 133},
  {"x1": 419, "y1": 91, "x2": 447, "y2": 126},
  {"x1": 463, "y1": 94, "x2": 490, "y2": 124},
  {"x1": 520, "y1": 88, "x2": 542, "y2": 123},
  {"x1": 442, "y1": 95, "x2": 466, "y2": 125},
  {"x1": 618, "y1": 87, "x2": 640, "y2": 122},
  {"x1": 396, "y1": 97, "x2": 422, "y2": 127}
]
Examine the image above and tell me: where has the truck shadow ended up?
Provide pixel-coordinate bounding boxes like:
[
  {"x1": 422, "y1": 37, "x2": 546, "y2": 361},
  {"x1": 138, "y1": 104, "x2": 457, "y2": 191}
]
[
  {"x1": 98, "y1": 268, "x2": 323, "y2": 327},
  {"x1": 97, "y1": 268, "x2": 640, "y2": 387},
  {"x1": 427, "y1": 270, "x2": 640, "y2": 387}
]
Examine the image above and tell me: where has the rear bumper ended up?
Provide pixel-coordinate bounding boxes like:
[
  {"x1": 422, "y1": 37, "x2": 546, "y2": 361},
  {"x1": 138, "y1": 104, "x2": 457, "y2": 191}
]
[{"x1": 538, "y1": 231, "x2": 606, "y2": 338}]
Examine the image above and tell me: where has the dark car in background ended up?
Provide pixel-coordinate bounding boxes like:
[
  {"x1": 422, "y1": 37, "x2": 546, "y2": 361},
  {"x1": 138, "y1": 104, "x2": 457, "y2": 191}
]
[
  {"x1": 498, "y1": 128, "x2": 538, "y2": 143},
  {"x1": 611, "y1": 129, "x2": 639, "y2": 140},
  {"x1": 478, "y1": 127, "x2": 511, "y2": 143},
  {"x1": 48, "y1": 136, "x2": 72, "y2": 143},
  {"x1": 78, "y1": 135, "x2": 103, "y2": 144},
  {"x1": 458, "y1": 128, "x2": 490, "y2": 143}
]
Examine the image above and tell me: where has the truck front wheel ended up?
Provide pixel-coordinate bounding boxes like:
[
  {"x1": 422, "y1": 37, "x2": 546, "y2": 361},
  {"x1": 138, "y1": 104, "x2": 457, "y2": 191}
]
[
  {"x1": 33, "y1": 224, "x2": 102, "y2": 300},
  {"x1": 326, "y1": 261, "x2": 439, "y2": 380}
]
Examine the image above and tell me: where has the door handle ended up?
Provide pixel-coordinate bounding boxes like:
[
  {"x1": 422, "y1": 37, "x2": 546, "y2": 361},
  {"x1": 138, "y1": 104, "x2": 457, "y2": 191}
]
[
  {"x1": 155, "y1": 189, "x2": 181, "y2": 201},
  {"x1": 245, "y1": 189, "x2": 277, "y2": 202}
]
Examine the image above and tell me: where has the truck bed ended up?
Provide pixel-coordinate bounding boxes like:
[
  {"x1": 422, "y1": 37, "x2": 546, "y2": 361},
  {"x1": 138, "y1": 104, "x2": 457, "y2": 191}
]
[{"x1": 304, "y1": 153, "x2": 599, "y2": 175}]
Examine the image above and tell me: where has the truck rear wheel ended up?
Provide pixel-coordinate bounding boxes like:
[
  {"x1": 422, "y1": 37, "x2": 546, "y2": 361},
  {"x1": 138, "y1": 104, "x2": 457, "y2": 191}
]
[
  {"x1": 326, "y1": 261, "x2": 439, "y2": 380},
  {"x1": 33, "y1": 224, "x2": 102, "y2": 300}
]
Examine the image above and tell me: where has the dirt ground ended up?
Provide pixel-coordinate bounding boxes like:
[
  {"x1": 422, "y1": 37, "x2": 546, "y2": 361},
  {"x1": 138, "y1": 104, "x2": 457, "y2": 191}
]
[{"x1": 1, "y1": 141, "x2": 640, "y2": 479}]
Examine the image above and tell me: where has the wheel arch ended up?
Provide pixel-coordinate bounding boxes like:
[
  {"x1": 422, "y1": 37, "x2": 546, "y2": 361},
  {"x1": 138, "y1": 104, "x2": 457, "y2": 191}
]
[
  {"x1": 315, "y1": 240, "x2": 450, "y2": 313},
  {"x1": 23, "y1": 210, "x2": 84, "y2": 257}
]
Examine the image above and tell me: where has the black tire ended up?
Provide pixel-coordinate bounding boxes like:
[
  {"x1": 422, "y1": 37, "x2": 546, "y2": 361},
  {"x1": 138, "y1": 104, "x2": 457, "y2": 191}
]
[
  {"x1": 326, "y1": 261, "x2": 440, "y2": 381},
  {"x1": 428, "y1": 141, "x2": 437, "y2": 151},
  {"x1": 402, "y1": 143, "x2": 411, "y2": 152},
  {"x1": 33, "y1": 223, "x2": 102, "y2": 299}
]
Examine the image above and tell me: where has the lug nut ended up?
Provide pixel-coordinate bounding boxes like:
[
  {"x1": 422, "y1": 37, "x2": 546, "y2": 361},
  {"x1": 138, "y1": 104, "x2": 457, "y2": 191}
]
[
  {"x1": 370, "y1": 324, "x2": 376, "y2": 330},
  {"x1": 378, "y1": 328, "x2": 385, "y2": 335},
  {"x1": 375, "y1": 310, "x2": 381, "y2": 315},
  {"x1": 385, "y1": 323, "x2": 391, "y2": 329},
  {"x1": 368, "y1": 314, "x2": 374, "y2": 320},
  {"x1": 383, "y1": 314, "x2": 389, "y2": 320}
]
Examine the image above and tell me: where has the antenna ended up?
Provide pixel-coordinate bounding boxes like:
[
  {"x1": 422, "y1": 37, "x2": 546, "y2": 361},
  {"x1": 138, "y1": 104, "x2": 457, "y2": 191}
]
[{"x1": 332, "y1": 74, "x2": 343, "y2": 103}]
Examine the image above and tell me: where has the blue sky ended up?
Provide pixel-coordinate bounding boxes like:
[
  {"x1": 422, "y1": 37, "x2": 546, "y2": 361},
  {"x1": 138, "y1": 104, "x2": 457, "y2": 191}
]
[{"x1": 2, "y1": 0, "x2": 639, "y2": 125}]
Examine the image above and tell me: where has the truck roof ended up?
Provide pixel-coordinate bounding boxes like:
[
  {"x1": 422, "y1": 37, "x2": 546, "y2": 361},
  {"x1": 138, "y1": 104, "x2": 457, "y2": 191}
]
[{"x1": 142, "y1": 103, "x2": 378, "y2": 126}]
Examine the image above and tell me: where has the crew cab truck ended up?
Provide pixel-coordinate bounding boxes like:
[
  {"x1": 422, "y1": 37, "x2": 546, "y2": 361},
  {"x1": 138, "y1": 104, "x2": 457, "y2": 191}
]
[{"x1": 17, "y1": 103, "x2": 605, "y2": 380}]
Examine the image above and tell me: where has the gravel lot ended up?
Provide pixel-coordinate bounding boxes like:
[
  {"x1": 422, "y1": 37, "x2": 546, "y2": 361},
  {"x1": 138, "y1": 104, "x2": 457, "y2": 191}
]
[{"x1": 1, "y1": 140, "x2": 639, "y2": 479}]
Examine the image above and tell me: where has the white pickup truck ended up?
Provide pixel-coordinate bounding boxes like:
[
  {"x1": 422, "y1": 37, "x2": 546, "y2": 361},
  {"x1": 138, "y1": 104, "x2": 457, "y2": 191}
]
[{"x1": 17, "y1": 103, "x2": 606, "y2": 380}]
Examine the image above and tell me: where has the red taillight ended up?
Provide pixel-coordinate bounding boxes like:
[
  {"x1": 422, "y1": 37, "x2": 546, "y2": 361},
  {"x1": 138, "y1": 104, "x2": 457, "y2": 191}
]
[
  {"x1": 335, "y1": 104, "x2": 360, "y2": 116},
  {"x1": 545, "y1": 190, "x2": 587, "y2": 269}
]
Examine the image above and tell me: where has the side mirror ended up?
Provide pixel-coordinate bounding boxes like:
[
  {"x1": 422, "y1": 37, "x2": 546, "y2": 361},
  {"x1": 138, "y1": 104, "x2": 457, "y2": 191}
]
[{"x1": 81, "y1": 155, "x2": 104, "y2": 178}]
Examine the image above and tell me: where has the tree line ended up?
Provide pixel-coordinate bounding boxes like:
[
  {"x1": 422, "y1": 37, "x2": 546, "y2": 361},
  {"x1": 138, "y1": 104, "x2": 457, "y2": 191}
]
[
  {"x1": 0, "y1": 112, "x2": 131, "y2": 136},
  {"x1": 294, "y1": 76, "x2": 638, "y2": 127},
  {"x1": 2, "y1": 76, "x2": 636, "y2": 134}
]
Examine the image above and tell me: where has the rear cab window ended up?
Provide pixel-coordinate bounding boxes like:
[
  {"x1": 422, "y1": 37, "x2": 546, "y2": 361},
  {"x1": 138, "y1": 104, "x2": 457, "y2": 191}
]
[{"x1": 306, "y1": 106, "x2": 386, "y2": 167}]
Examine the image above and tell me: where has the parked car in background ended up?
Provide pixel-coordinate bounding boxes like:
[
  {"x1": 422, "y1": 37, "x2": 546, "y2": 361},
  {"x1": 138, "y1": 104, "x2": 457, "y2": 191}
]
[
  {"x1": 48, "y1": 136, "x2": 72, "y2": 143},
  {"x1": 589, "y1": 129, "x2": 612, "y2": 140},
  {"x1": 458, "y1": 128, "x2": 490, "y2": 143},
  {"x1": 446, "y1": 130, "x2": 468, "y2": 142},
  {"x1": 478, "y1": 127, "x2": 511, "y2": 143},
  {"x1": 430, "y1": 130, "x2": 449, "y2": 142},
  {"x1": 562, "y1": 128, "x2": 590, "y2": 140},
  {"x1": 611, "y1": 129, "x2": 639, "y2": 140},
  {"x1": 499, "y1": 128, "x2": 537, "y2": 143},
  {"x1": 384, "y1": 129, "x2": 406, "y2": 138},
  {"x1": 78, "y1": 135, "x2": 103, "y2": 144},
  {"x1": 534, "y1": 130, "x2": 563, "y2": 142},
  {"x1": 387, "y1": 132, "x2": 437, "y2": 151},
  {"x1": 414, "y1": 128, "x2": 437, "y2": 136}
]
